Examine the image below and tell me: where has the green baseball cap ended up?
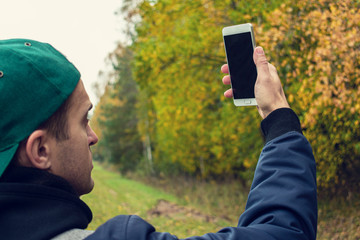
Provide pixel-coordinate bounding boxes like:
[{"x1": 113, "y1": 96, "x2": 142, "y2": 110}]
[{"x1": 0, "y1": 39, "x2": 81, "y2": 177}]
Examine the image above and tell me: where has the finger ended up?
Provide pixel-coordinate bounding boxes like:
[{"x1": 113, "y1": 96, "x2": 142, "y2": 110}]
[
  {"x1": 222, "y1": 75, "x2": 231, "y2": 85},
  {"x1": 253, "y1": 47, "x2": 271, "y2": 79},
  {"x1": 224, "y1": 88, "x2": 233, "y2": 98},
  {"x1": 221, "y1": 64, "x2": 229, "y2": 74}
]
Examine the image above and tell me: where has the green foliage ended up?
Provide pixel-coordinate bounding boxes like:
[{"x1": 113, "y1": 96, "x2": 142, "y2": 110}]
[{"x1": 92, "y1": 45, "x2": 143, "y2": 173}]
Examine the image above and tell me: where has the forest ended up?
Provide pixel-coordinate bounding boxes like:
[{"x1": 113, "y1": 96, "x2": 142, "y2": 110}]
[{"x1": 91, "y1": 0, "x2": 360, "y2": 196}]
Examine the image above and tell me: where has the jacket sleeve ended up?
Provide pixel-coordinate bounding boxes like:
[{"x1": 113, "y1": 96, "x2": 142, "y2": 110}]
[
  {"x1": 236, "y1": 108, "x2": 318, "y2": 239},
  {"x1": 86, "y1": 108, "x2": 317, "y2": 240}
]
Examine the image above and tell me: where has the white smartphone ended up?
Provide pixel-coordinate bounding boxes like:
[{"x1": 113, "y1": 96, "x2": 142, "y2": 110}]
[{"x1": 222, "y1": 23, "x2": 257, "y2": 106}]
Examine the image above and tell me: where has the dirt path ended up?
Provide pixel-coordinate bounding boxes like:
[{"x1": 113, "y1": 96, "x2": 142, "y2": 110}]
[{"x1": 148, "y1": 199, "x2": 231, "y2": 223}]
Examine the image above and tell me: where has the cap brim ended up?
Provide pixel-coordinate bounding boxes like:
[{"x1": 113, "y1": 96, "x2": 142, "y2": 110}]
[{"x1": 0, "y1": 143, "x2": 19, "y2": 177}]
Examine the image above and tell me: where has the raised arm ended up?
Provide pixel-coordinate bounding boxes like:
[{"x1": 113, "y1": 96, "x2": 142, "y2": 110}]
[
  {"x1": 86, "y1": 47, "x2": 317, "y2": 240},
  {"x1": 222, "y1": 46, "x2": 317, "y2": 239}
]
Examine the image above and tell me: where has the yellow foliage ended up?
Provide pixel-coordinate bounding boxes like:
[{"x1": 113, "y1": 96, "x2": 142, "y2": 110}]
[{"x1": 258, "y1": 0, "x2": 360, "y2": 193}]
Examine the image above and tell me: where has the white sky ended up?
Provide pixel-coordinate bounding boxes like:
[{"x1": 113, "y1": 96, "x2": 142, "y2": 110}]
[{"x1": 0, "y1": 0, "x2": 126, "y2": 104}]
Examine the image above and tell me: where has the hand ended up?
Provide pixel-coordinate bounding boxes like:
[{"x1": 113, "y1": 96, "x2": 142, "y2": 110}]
[{"x1": 221, "y1": 46, "x2": 290, "y2": 119}]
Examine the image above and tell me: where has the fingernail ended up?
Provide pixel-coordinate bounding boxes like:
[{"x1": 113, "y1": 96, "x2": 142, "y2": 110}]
[{"x1": 255, "y1": 47, "x2": 264, "y2": 55}]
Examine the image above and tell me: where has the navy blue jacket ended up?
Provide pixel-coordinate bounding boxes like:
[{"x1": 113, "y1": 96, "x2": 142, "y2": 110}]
[
  {"x1": 86, "y1": 108, "x2": 317, "y2": 240},
  {"x1": 0, "y1": 108, "x2": 317, "y2": 240}
]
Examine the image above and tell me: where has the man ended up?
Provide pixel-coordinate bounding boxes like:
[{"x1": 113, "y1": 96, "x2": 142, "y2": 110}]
[{"x1": 0, "y1": 39, "x2": 317, "y2": 240}]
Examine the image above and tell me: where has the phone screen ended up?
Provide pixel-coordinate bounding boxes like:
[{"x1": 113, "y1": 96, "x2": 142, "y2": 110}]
[{"x1": 224, "y1": 32, "x2": 257, "y2": 99}]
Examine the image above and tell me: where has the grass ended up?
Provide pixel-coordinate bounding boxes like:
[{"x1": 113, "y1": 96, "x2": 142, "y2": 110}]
[
  {"x1": 82, "y1": 162, "x2": 360, "y2": 239},
  {"x1": 128, "y1": 172, "x2": 249, "y2": 224},
  {"x1": 317, "y1": 196, "x2": 360, "y2": 239},
  {"x1": 81, "y1": 162, "x2": 233, "y2": 237}
]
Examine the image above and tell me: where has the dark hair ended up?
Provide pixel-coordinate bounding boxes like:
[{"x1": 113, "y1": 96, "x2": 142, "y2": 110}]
[{"x1": 38, "y1": 96, "x2": 72, "y2": 141}]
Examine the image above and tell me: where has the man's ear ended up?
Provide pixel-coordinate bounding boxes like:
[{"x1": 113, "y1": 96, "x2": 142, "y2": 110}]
[{"x1": 24, "y1": 130, "x2": 53, "y2": 170}]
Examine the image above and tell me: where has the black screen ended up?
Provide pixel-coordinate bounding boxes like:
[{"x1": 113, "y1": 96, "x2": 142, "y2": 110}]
[{"x1": 224, "y1": 32, "x2": 257, "y2": 99}]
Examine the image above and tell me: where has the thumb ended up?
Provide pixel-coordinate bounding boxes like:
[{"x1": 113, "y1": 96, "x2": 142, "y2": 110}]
[{"x1": 253, "y1": 46, "x2": 270, "y2": 78}]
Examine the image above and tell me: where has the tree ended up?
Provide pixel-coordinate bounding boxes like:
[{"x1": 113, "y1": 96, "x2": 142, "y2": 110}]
[
  {"x1": 130, "y1": 0, "x2": 283, "y2": 178},
  {"x1": 93, "y1": 44, "x2": 143, "y2": 173}
]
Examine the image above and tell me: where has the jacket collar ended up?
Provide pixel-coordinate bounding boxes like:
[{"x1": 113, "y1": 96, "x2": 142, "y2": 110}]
[{"x1": 0, "y1": 167, "x2": 93, "y2": 240}]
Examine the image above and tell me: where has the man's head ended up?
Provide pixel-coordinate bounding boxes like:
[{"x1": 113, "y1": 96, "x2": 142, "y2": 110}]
[{"x1": 0, "y1": 39, "x2": 98, "y2": 195}]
